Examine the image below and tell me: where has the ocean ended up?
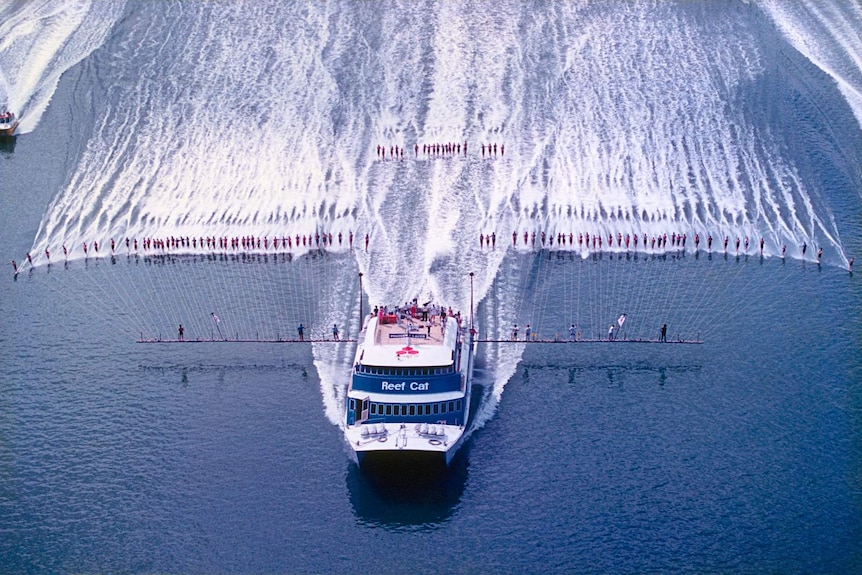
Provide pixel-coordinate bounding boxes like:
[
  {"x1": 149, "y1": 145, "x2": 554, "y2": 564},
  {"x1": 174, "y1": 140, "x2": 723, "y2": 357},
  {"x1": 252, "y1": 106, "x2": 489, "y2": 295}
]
[{"x1": 1, "y1": 1, "x2": 860, "y2": 573}]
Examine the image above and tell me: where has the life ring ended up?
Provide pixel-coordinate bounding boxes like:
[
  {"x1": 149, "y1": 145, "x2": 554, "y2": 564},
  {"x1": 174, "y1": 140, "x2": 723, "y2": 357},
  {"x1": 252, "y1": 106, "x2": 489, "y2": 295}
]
[{"x1": 428, "y1": 439, "x2": 442, "y2": 446}]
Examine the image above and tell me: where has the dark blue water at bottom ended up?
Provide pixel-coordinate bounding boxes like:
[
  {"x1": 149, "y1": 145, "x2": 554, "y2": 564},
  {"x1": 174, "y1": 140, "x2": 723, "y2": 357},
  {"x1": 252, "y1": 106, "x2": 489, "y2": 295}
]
[{"x1": 0, "y1": 252, "x2": 860, "y2": 574}]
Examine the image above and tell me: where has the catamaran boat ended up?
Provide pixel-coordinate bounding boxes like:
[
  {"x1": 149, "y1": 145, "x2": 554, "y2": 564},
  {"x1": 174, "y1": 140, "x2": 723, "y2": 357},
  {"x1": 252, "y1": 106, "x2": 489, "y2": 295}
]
[
  {"x1": 0, "y1": 109, "x2": 18, "y2": 136},
  {"x1": 344, "y1": 300, "x2": 476, "y2": 470}
]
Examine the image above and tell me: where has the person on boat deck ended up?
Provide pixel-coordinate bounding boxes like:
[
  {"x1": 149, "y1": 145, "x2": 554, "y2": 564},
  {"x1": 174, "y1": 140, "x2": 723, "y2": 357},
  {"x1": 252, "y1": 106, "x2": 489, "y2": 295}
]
[
  {"x1": 608, "y1": 324, "x2": 615, "y2": 341},
  {"x1": 511, "y1": 324, "x2": 519, "y2": 341},
  {"x1": 525, "y1": 324, "x2": 532, "y2": 341},
  {"x1": 569, "y1": 324, "x2": 577, "y2": 341},
  {"x1": 332, "y1": 324, "x2": 339, "y2": 340},
  {"x1": 297, "y1": 323, "x2": 305, "y2": 341},
  {"x1": 178, "y1": 324, "x2": 184, "y2": 341},
  {"x1": 660, "y1": 323, "x2": 667, "y2": 343}
]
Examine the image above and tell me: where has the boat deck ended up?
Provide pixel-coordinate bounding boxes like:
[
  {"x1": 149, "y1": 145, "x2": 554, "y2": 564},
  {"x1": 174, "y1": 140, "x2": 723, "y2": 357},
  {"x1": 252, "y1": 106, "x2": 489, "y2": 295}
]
[{"x1": 373, "y1": 313, "x2": 450, "y2": 347}]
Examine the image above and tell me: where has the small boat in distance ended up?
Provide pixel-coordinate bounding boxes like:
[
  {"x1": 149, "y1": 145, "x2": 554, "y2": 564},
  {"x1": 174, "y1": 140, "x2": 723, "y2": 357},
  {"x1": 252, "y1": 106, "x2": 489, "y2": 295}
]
[{"x1": 0, "y1": 109, "x2": 19, "y2": 136}]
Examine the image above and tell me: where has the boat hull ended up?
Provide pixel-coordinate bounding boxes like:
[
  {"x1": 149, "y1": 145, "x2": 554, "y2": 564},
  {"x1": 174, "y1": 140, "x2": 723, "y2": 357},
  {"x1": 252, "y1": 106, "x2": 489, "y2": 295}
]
[
  {"x1": 0, "y1": 120, "x2": 19, "y2": 137},
  {"x1": 357, "y1": 448, "x2": 450, "y2": 475}
]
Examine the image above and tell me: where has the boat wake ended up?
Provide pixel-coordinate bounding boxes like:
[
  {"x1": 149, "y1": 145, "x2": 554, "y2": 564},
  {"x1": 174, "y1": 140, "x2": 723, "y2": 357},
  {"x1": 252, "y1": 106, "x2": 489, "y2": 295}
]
[
  {"x1": 10, "y1": 1, "x2": 862, "y2": 442},
  {"x1": 0, "y1": 0, "x2": 124, "y2": 134}
]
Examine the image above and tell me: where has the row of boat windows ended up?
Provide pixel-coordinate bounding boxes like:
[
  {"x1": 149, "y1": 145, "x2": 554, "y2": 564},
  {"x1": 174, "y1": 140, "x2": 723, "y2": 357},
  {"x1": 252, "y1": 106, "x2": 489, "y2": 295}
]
[
  {"x1": 357, "y1": 365, "x2": 454, "y2": 376},
  {"x1": 350, "y1": 399, "x2": 462, "y2": 417}
]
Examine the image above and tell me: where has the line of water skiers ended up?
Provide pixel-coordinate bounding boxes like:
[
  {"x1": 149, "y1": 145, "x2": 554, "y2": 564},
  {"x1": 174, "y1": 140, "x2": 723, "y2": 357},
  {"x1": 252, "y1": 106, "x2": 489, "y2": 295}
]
[
  {"x1": 473, "y1": 230, "x2": 851, "y2": 267},
  {"x1": 10, "y1": 229, "x2": 854, "y2": 274},
  {"x1": 12, "y1": 231, "x2": 371, "y2": 273},
  {"x1": 376, "y1": 141, "x2": 504, "y2": 159}
]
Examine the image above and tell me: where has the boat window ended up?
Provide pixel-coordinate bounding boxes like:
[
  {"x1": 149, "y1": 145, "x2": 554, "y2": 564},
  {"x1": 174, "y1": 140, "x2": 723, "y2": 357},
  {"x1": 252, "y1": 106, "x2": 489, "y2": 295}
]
[
  {"x1": 448, "y1": 401, "x2": 455, "y2": 412},
  {"x1": 385, "y1": 404, "x2": 392, "y2": 415},
  {"x1": 409, "y1": 405, "x2": 415, "y2": 416},
  {"x1": 441, "y1": 402, "x2": 447, "y2": 414},
  {"x1": 433, "y1": 403, "x2": 439, "y2": 414},
  {"x1": 456, "y1": 400, "x2": 462, "y2": 411},
  {"x1": 349, "y1": 399, "x2": 355, "y2": 411},
  {"x1": 370, "y1": 404, "x2": 377, "y2": 415}
]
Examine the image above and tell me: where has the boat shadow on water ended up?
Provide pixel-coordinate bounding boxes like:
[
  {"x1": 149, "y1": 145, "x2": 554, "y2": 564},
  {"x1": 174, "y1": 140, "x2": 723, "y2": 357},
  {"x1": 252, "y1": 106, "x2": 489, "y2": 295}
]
[
  {"x1": 0, "y1": 135, "x2": 16, "y2": 154},
  {"x1": 345, "y1": 443, "x2": 471, "y2": 531}
]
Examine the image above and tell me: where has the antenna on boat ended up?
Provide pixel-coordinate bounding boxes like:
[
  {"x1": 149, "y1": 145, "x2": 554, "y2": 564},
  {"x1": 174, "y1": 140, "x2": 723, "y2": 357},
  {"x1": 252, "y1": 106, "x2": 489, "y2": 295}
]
[
  {"x1": 358, "y1": 272, "x2": 364, "y2": 326},
  {"x1": 469, "y1": 271, "x2": 474, "y2": 334}
]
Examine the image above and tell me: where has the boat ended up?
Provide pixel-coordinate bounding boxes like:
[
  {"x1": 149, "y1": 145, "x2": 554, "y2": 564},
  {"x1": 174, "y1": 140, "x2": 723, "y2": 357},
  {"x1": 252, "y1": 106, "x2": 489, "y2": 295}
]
[
  {"x1": 0, "y1": 109, "x2": 18, "y2": 136},
  {"x1": 344, "y1": 293, "x2": 477, "y2": 470}
]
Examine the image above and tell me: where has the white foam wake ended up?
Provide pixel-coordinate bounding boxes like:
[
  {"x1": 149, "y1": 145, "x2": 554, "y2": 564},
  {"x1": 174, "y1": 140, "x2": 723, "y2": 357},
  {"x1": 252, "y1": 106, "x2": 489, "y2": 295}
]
[
  {"x1": 762, "y1": 0, "x2": 862, "y2": 131},
  {"x1": 0, "y1": 0, "x2": 124, "y2": 133}
]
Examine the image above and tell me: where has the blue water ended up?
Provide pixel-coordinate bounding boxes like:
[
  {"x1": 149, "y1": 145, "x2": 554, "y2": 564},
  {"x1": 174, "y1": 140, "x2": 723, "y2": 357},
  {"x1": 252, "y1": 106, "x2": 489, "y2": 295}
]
[{"x1": 2, "y1": 1, "x2": 862, "y2": 573}]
